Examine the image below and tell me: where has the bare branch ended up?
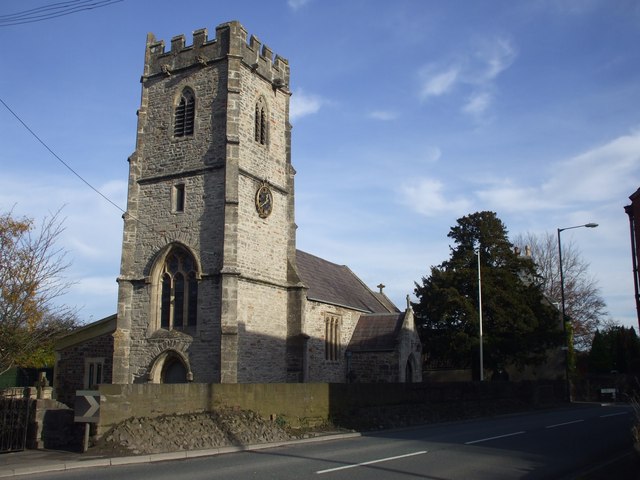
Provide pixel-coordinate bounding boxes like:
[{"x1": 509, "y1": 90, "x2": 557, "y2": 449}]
[
  {"x1": 513, "y1": 231, "x2": 609, "y2": 350},
  {"x1": 0, "y1": 209, "x2": 78, "y2": 374}
]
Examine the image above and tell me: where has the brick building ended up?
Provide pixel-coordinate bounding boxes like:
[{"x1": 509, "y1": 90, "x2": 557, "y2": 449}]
[
  {"x1": 54, "y1": 21, "x2": 421, "y2": 401},
  {"x1": 625, "y1": 187, "x2": 640, "y2": 330}
]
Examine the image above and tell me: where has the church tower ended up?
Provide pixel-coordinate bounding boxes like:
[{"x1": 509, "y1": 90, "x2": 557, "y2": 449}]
[{"x1": 112, "y1": 21, "x2": 304, "y2": 384}]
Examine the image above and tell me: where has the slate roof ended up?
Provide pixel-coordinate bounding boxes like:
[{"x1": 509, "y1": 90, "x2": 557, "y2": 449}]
[
  {"x1": 296, "y1": 250, "x2": 397, "y2": 314},
  {"x1": 348, "y1": 312, "x2": 406, "y2": 352}
]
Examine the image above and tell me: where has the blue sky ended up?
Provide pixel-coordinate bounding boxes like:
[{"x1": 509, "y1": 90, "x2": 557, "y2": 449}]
[{"x1": 1, "y1": 0, "x2": 639, "y2": 331}]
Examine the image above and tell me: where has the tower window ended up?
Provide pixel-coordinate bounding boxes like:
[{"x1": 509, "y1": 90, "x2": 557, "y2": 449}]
[
  {"x1": 174, "y1": 88, "x2": 195, "y2": 137},
  {"x1": 254, "y1": 99, "x2": 268, "y2": 145},
  {"x1": 173, "y1": 184, "x2": 185, "y2": 212},
  {"x1": 159, "y1": 247, "x2": 198, "y2": 329}
]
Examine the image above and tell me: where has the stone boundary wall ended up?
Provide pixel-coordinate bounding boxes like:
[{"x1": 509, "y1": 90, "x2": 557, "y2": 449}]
[{"x1": 96, "y1": 381, "x2": 564, "y2": 434}]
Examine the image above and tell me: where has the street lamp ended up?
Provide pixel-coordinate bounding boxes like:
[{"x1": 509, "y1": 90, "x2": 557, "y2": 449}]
[
  {"x1": 477, "y1": 247, "x2": 484, "y2": 381},
  {"x1": 557, "y1": 222, "x2": 598, "y2": 401}
]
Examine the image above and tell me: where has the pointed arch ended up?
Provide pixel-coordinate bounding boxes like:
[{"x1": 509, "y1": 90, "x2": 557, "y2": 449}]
[
  {"x1": 150, "y1": 243, "x2": 200, "y2": 331},
  {"x1": 254, "y1": 96, "x2": 268, "y2": 145},
  {"x1": 403, "y1": 353, "x2": 419, "y2": 383},
  {"x1": 148, "y1": 349, "x2": 192, "y2": 384},
  {"x1": 174, "y1": 87, "x2": 195, "y2": 137}
]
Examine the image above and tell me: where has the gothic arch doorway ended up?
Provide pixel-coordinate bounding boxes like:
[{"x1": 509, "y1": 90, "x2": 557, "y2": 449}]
[
  {"x1": 405, "y1": 358, "x2": 413, "y2": 383},
  {"x1": 149, "y1": 350, "x2": 192, "y2": 384}
]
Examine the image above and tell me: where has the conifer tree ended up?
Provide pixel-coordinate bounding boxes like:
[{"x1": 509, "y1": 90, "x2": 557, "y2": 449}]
[{"x1": 413, "y1": 211, "x2": 562, "y2": 377}]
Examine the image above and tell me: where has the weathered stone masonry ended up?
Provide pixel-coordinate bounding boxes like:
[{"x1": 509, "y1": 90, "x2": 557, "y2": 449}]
[{"x1": 112, "y1": 21, "x2": 297, "y2": 385}]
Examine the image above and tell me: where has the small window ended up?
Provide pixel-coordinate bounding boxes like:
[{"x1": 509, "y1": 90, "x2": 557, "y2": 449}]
[
  {"x1": 173, "y1": 184, "x2": 185, "y2": 212},
  {"x1": 174, "y1": 88, "x2": 195, "y2": 137},
  {"x1": 325, "y1": 314, "x2": 340, "y2": 361},
  {"x1": 84, "y1": 358, "x2": 104, "y2": 389},
  {"x1": 254, "y1": 98, "x2": 268, "y2": 145}
]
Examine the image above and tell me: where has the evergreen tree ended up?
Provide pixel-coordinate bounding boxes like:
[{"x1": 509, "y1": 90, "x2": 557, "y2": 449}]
[
  {"x1": 413, "y1": 211, "x2": 563, "y2": 377},
  {"x1": 588, "y1": 326, "x2": 640, "y2": 374}
]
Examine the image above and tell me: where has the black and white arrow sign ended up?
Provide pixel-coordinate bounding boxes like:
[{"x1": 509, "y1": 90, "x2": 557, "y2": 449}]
[{"x1": 74, "y1": 390, "x2": 101, "y2": 423}]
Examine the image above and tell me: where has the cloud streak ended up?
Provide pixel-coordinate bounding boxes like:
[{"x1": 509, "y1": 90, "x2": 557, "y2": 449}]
[
  {"x1": 400, "y1": 128, "x2": 640, "y2": 218},
  {"x1": 418, "y1": 36, "x2": 517, "y2": 118}
]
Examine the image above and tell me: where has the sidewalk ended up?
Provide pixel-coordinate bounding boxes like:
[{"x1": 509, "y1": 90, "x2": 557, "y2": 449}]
[{"x1": 0, "y1": 432, "x2": 362, "y2": 478}]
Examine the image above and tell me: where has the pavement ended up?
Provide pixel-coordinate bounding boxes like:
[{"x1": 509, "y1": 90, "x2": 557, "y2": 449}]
[{"x1": 0, "y1": 432, "x2": 362, "y2": 478}]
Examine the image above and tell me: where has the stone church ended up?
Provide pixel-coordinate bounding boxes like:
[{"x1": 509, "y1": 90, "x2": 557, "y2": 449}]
[{"x1": 54, "y1": 21, "x2": 421, "y2": 404}]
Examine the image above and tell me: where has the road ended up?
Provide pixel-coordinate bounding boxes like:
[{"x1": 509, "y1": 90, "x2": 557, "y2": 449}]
[{"x1": 30, "y1": 403, "x2": 636, "y2": 479}]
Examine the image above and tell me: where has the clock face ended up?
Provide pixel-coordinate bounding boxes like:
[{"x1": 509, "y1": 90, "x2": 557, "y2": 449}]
[{"x1": 255, "y1": 183, "x2": 273, "y2": 218}]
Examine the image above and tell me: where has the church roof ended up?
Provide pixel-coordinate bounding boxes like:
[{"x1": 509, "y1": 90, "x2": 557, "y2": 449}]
[
  {"x1": 296, "y1": 250, "x2": 397, "y2": 314},
  {"x1": 348, "y1": 312, "x2": 406, "y2": 352}
]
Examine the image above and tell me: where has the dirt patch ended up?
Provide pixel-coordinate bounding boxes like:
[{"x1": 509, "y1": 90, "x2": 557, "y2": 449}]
[{"x1": 90, "y1": 407, "x2": 342, "y2": 456}]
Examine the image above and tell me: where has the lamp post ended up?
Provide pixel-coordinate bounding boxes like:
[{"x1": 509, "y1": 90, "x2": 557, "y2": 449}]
[
  {"x1": 557, "y1": 222, "x2": 598, "y2": 401},
  {"x1": 477, "y1": 247, "x2": 484, "y2": 381}
]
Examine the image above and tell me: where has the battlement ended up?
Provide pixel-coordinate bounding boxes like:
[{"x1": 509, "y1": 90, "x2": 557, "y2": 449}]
[{"x1": 143, "y1": 20, "x2": 289, "y2": 89}]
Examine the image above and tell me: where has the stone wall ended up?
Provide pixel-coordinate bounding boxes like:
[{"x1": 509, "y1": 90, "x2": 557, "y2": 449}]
[
  {"x1": 349, "y1": 351, "x2": 398, "y2": 383},
  {"x1": 305, "y1": 302, "x2": 362, "y2": 383},
  {"x1": 96, "y1": 381, "x2": 565, "y2": 435}
]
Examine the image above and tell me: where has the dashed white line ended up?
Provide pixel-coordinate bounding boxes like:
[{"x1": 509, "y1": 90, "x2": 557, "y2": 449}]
[
  {"x1": 545, "y1": 419, "x2": 584, "y2": 429},
  {"x1": 464, "y1": 431, "x2": 526, "y2": 445},
  {"x1": 600, "y1": 412, "x2": 629, "y2": 418},
  {"x1": 316, "y1": 450, "x2": 428, "y2": 474}
]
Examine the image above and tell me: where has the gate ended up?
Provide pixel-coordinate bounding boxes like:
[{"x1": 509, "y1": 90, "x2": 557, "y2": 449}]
[{"x1": 0, "y1": 393, "x2": 33, "y2": 453}]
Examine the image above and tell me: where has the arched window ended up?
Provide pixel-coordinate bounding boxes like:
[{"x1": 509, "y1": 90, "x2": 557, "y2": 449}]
[
  {"x1": 159, "y1": 247, "x2": 198, "y2": 329},
  {"x1": 254, "y1": 98, "x2": 268, "y2": 145},
  {"x1": 174, "y1": 88, "x2": 195, "y2": 137}
]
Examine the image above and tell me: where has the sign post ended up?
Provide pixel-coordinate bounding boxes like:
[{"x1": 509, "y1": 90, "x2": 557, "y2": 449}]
[{"x1": 74, "y1": 390, "x2": 101, "y2": 452}]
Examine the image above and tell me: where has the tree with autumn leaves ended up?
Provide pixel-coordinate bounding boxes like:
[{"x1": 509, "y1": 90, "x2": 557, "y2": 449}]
[
  {"x1": 413, "y1": 211, "x2": 563, "y2": 379},
  {"x1": 0, "y1": 210, "x2": 78, "y2": 375}
]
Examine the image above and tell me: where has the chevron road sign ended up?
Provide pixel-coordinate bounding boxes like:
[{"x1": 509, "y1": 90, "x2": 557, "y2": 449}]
[{"x1": 74, "y1": 390, "x2": 101, "y2": 423}]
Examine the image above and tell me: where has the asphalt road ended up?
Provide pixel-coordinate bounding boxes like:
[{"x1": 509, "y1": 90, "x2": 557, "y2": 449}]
[{"x1": 28, "y1": 403, "x2": 636, "y2": 480}]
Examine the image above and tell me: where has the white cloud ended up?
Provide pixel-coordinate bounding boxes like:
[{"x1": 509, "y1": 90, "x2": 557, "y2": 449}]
[
  {"x1": 463, "y1": 91, "x2": 492, "y2": 116},
  {"x1": 541, "y1": 129, "x2": 640, "y2": 204},
  {"x1": 399, "y1": 177, "x2": 471, "y2": 217},
  {"x1": 418, "y1": 36, "x2": 516, "y2": 119},
  {"x1": 419, "y1": 66, "x2": 460, "y2": 100},
  {"x1": 475, "y1": 128, "x2": 640, "y2": 213},
  {"x1": 368, "y1": 110, "x2": 398, "y2": 121},
  {"x1": 287, "y1": 0, "x2": 311, "y2": 10},
  {"x1": 290, "y1": 89, "x2": 323, "y2": 120},
  {"x1": 474, "y1": 37, "x2": 517, "y2": 82}
]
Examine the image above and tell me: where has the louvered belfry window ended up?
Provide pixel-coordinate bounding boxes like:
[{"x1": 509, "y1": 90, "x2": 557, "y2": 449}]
[
  {"x1": 174, "y1": 89, "x2": 195, "y2": 137},
  {"x1": 254, "y1": 98, "x2": 267, "y2": 145}
]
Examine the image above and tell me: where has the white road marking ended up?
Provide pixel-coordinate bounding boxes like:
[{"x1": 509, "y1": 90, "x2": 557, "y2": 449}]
[
  {"x1": 545, "y1": 419, "x2": 584, "y2": 429},
  {"x1": 464, "y1": 431, "x2": 526, "y2": 445},
  {"x1": 600, "y1": 412, "x2": 629, "y2": 418},
  {"x1": 316, "y1": 450, "x2": 428, "y2": 474}
]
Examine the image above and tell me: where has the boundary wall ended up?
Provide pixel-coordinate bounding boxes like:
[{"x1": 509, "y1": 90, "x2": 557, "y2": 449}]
[{"x1": 96, "y1": 381, "x2": 564, "y2": 434}]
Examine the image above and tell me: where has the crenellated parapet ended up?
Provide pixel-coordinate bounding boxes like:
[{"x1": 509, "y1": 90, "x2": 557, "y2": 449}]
[{"x1": 143, "y1": 20, "x2": 289, "y2": 89}]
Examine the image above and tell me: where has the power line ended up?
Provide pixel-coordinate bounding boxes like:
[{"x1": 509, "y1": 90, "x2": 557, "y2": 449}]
[
  {"x1": 0, "y1": 0, "x2": 123, "y2": 27},
  {"x1": 0, "y1": 96, "x2": 126, "y2": 215},
  {"x1": 0, "y1": 97, "x2": 221, "y2": 259}
]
